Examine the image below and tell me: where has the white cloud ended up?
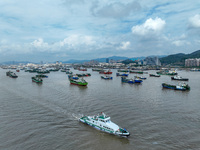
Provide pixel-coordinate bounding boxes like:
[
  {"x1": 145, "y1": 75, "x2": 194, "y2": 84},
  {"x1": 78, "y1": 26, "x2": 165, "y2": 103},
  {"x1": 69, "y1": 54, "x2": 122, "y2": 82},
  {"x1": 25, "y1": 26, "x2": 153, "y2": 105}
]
[
  {"x1": 31, "y1": 38, "x2": 49, "y2": 48},
  {"x1": 189, "y1": 14, "x2": 200, "y2": 28},
  {"x1": 118, "y1": 41, "x2": 130, "y2": 50},
  {"x1": 59, "y1": 35, "x2": 96, "y2": 47},
  {"x1": 172, "y1": 40, "x2": 190, "y2": 46},
  {"x1": 1, "y1": 1, "x2": 200, "y2": 62},
  {"x1": 0, "y1": 39, "x2": 8, "y2": 45},
  {"x1": 131, "y1": 17, "x2": 166, "y2": 36},
  {"x1": 92, "y1": 1, "x2": 141, "y2": 18}
]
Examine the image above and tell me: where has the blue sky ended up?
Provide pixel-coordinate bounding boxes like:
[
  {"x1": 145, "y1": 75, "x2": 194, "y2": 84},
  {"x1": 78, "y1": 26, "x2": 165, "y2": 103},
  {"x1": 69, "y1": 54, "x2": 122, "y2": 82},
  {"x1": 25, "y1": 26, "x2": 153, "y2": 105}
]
[{"x1": 0, "y1": 0, "x2": 200, "y2": 62}]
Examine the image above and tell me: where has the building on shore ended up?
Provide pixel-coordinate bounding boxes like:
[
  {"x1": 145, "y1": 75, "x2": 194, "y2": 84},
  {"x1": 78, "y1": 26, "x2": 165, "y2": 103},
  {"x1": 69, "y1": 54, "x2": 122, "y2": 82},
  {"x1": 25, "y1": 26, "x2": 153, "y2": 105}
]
[
  {"x1": 143, "y1": 56, "x2": 161, "y2": 66},
  {"x1": 106, "y1": 58, "x2": 109, "y2": 63},
  {"x1": 185, "y1": 58, "x2": 200, "y2": 67}
]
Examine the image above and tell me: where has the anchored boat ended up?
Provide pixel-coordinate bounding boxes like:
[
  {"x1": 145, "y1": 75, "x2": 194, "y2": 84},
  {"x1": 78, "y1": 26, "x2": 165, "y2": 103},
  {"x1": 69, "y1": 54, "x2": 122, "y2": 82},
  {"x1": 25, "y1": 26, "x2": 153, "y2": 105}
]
[
  {"x1": 99, "y1": 69, "x2": 112, "y2": 74},
  {"x1": 134, "y1": 76, "x2": 146, "y2": 80},
  {"x1": 79, "y1": 112, "x2": 130, "y2": 137},
  {"x1": 6, "y1": 71, "x2": 18, "y2": 78},
  {"x1": 68, "y1": 74, "x2": 79, "y2": 80},
  {"x1": 157, "y1": 70, "x2": 178, "y2": 75},
  {"x1": 101, "y1": 76, "x2": 113, "y2": 80},
  {"x1": 69, "y1": 78, "x2": 88, "y2": 86},
  {"x1": 32, "y1": 76, "x2": 43, "y2": 83},
  {"x1": 129, "y1": 70, "x2": 143, "y2": 74},
  {"x1": 121, "y1": 76, "x2": 142, "y2": 83},
  {"x1": 162, "y1": 83, "x2": 190, "y2": 91},
  {"x1": 171, "y1": 75, "x2": 188, "y2": 81},
  {"x1": 149, "y1": 74, "x2": 160, "y2": 77},
  {"x1": 36, "y1": 74, "x2": 48, "y2": 78},
  {"x1": 116, "y1": 72, "x2": 128, "y2": 77}
]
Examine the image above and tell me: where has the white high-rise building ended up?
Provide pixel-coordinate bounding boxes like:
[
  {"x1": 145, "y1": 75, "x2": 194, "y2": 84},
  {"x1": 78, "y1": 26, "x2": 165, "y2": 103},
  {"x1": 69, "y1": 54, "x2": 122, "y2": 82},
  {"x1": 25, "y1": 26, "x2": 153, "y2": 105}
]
[{"x1": 185, "y1": 58, "x2": 200, "y2": 67}]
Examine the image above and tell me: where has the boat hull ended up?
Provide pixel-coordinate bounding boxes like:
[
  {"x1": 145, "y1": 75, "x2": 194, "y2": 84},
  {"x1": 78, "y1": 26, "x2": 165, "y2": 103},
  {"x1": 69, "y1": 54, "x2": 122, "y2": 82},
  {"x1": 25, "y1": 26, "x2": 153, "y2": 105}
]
[
  {"x1": 149, "y1": 74, "x2": 160, "y2": 77},
  {"x1": 162, "y1": 83, "x2": 190, "y2": 91},
  {"x1": 79, "y1": 117, "x2": 130, "y2": 137},
  {"x1": 9, "y1": 75, "x2": 18, "y2": 78},
  {"x1": 116, "y1": 73, "x2": 128, "y2": 77},
  {"x1": 130, "y1": 71, "x2": 143, "y2": 74},
  {"x1": 171, "y1": 77, "x2": 188, "y2": 81},
  {"x1": 69, "y1": 79, "x2": 88, "y2": 86},
  {"x1": 6, "y1": 71, "x2": 18, "y2": 78},
  {"x1": 32, "y1": 77, "x2": 43, "y2": 83},
  {"x1": 121, "y1": 77, "x2": 142, "y2": 84},
  {"x1": 70, "y1": 82, "x2": 88, "y2": 86},
  {"x1": 101, "y1": 76, "x2": 113, "y2": 80}
]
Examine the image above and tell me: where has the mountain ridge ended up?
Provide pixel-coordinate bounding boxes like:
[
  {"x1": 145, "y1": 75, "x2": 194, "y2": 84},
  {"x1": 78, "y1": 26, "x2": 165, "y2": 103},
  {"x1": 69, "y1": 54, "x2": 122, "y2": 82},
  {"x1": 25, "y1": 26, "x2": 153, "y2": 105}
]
[{"x1": 160, "y1": 50, "x2": 200, "y2": 65}]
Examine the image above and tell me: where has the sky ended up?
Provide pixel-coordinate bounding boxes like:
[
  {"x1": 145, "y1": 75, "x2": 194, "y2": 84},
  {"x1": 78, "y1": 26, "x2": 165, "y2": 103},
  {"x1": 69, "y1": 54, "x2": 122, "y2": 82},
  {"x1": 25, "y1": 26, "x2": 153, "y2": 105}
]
[{"x1": 0, "y1": 0, "x2": 200, "y2": 62}]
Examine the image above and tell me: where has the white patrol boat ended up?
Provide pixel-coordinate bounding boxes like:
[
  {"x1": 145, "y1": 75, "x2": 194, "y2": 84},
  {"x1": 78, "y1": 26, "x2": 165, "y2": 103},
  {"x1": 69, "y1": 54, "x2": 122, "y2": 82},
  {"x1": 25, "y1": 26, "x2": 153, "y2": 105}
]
[{"x1": 79, "y1": 112, "x2": 130, "y2": 137}]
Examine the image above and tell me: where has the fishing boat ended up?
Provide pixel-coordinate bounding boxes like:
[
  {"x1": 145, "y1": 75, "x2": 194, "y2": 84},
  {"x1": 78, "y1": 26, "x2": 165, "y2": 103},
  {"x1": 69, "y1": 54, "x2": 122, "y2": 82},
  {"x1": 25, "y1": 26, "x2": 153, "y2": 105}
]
[
  {"x1": 32, "y1": 76, "x2": 43, "y2": 83},
  {"x1": 60, "y1": 69, "x2": 66, "y2": 72},
  {"x1": 121, "y1": 77, "x2": 142, "y2": 83},
  {"x1": 36, "y1": 74, "x2": 48, "y2": 78},
  {"x1": 99, "y1": 69, "x2": 112, "y2": 74},
  {"x1": 162, "y1": 83, "x2": 190, "y2": 91},
  {"x1": 68, "y1": 75, "x2": 79, "y2": 80},
  {"x1": 101, "y1": 76, "x2": 113, "y2": 80},
  {"x1": 49, "y1": 68, "x2": 59, "y2": 72},
  {"x1": 69, "y1": 78, "x2": 88, "y2": 86},
  {"x1": 92, "y1": 68, "x2": 103, "y2": 72},
  {"x1": 190, "y1": 68, "x2": 200, "y2": 71},
  {"x1": 134, "y1": 76, "x2": 146, "y2": 80},
  {"x1": 104, "y1": 69, "x2": 112, "y2": 74},
  {"x1": 76, "y1": 73, "x2": 85, "y2": 77},
  {"x1": 99, "y1": 70, "x2": 105, "y2": 74},
  {"x1": 66, "y1": 71, "x2": 73, "y2": 74},
  {"x1": 79, "y1": 68, "x2": 87, "y2": 71},
  {"x1": 171, "y1": 75, "x2": 188, "y2": 81},
  {"x1": 37, "y1": 70, "x2": 50, "y2": 74},
  {"x1": 129, "y1": 70, "x2": 143, "y2": 74},
  {"x1": 117, "y1": 69, "x2": 129, "y2": 72},
  {"x1": 149, "y1": 74, "x2": 160, "y2": 77},
  {"x1": 134, "y1": 77, "x2": 143, "y2": 83},
  {"x1": 77, "y1": 73, "x2": 91, "y2": 77},
  {"x1": 116, "y1": 72, "x2": 128, "y2": 77},
  {"x1": 6, "y1": 71, "x2": 18, "y2": 78},
  {"x1": 85, "y1": 73, "x2": 91, "y2": 76},
  {"x1": 79, "y1": 112, "x2": 130, "y2": 137},
  {"x1": 157, "y1": 70, "x2": 178, "y2": 75}
]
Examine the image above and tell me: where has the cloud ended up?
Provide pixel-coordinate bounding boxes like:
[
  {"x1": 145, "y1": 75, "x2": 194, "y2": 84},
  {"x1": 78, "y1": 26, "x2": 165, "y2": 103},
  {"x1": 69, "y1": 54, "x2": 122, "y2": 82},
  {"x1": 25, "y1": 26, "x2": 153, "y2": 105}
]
[
  {"x1": 1, "y1": 1, "x2": 200, "y2": 62},
  {"x1": 172, "y1": 40, "x2": 190, "y2": 46},
  {"x1": 59, "y1": 34, "x2": 96, "y2": 47},
  {"x1": 117, "y1": 41, "x2": 130, "y2": 50},
  {"x1": 189, "y1": 14, "x2": 200, "y2": 28},
  {"x1": 131, "y1": 17, "x2": 166, "y2": 36},
  {"x1": 91, "y1": 1, "x2": 141, "y2": 18},
  {"x1": 31, "y1": 38, "x2": 49, "y2": 48}
]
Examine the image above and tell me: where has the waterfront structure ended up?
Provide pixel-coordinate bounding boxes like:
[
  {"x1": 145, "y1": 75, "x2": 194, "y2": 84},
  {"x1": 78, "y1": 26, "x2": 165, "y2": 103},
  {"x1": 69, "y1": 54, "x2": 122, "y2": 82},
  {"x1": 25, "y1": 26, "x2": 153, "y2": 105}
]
[
  {"x1": 106, "y1": 58, "x2": 109, "y2": 63},
  {"x1": 185, "y1": 58, "x2": 200, "y2": 67},
  {"x1": 143, "y1": 57, "x2": 161, "y2": 66}
]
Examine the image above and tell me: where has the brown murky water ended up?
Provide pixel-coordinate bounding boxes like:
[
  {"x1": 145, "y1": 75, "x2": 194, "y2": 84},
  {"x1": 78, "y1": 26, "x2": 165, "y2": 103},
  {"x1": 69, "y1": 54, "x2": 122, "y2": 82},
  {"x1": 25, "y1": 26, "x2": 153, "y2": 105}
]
[{"x1": 0, "y1": 68, "x2": 200, "y2": 150}]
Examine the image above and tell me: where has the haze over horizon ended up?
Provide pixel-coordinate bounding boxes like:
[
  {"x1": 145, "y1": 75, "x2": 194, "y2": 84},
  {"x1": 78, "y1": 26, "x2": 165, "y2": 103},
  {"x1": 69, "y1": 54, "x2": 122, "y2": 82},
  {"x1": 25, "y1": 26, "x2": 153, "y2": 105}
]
[{"x1": 1, "y1": 0, "x2": 200, "y2": 62}]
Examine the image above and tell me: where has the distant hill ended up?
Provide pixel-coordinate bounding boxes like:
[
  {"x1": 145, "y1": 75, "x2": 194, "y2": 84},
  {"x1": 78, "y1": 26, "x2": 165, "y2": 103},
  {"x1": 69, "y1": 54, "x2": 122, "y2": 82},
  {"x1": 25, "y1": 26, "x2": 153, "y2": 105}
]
[
  {"x1": 121, "y1": 59, "x2": 135, "y2": 64},
  {"x1": 93, "y1": 56, "x2": 129, "y2": 63},
  {"x1": 63, "y1": 56, "x2": 134, "y2": 63},
  {"x1": 62, "y1": 59, "x2": 90, "y2": 64},
  {"x1": 1, "y1": 61, "x2": 34, "y2": 65},
  {"x1": 160, "y1": 50, "x2": 200, "y2": 65}
]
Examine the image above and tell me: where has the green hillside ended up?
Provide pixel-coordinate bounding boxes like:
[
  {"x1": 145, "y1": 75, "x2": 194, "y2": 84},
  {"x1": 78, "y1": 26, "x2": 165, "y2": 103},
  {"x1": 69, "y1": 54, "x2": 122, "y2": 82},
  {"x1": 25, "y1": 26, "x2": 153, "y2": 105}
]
[{"x1": 160, "y1": 50, "x2": 200, "y2": 65}]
